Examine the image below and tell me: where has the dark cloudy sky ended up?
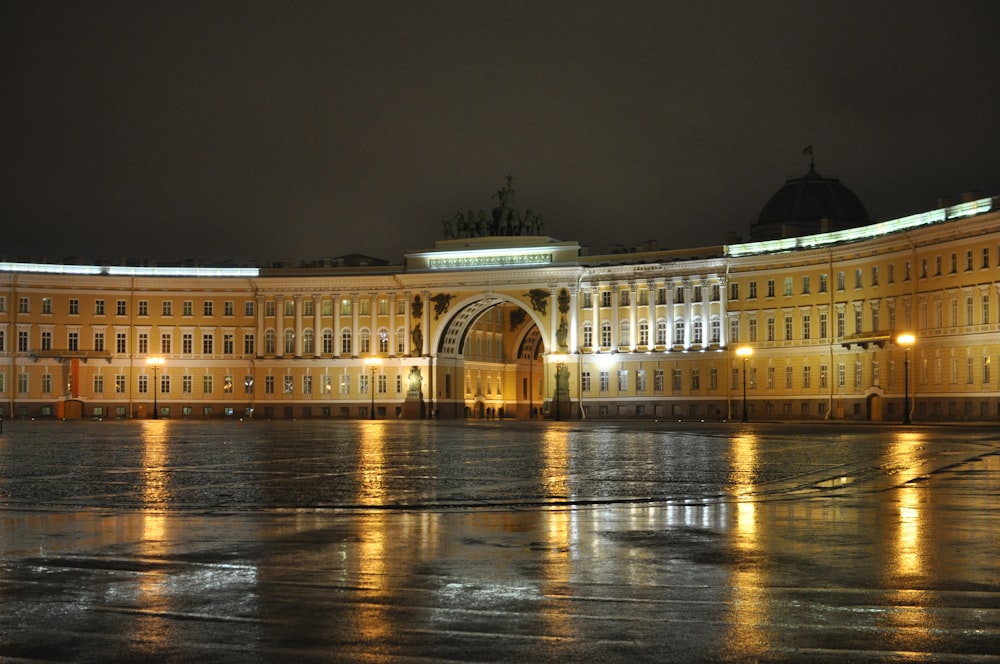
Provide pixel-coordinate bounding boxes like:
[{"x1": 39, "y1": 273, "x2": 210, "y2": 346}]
[{"x1": 3, "y1": 1, "x2": 998, "y2": 264}]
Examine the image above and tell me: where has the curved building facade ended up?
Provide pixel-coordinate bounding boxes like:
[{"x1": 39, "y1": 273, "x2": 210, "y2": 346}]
[{"x1": 1, "y1": 195, "x2": 997, "y2": 422}]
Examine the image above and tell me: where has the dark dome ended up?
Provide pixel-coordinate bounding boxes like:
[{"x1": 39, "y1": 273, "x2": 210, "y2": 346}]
[{"x1": 752, "y1": 165, "x2": 870, "y2": 241}]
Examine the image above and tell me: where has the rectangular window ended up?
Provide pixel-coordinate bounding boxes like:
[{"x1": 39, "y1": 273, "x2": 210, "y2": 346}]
[
  {"x1": 601, "y1": 291, "x2": 611, "y2": 307},
  {"x1": 245, "y1": 300, "x2": 255, "y2": 316},
  {"x1": 204, "y1": 301, "x2": 214, "y2": 316},
  {"x1": 599, "y1": 371, "x2": 609, "y2": 392},
  {"x1": 204, "y1": 375, "x2": 214, "y2": 394},
  {"x1": 160, "y1": 333, "x2": 171, "y2": 354},
  {"x1": 801, "y1": 276, "x2": 810, "y2": 294},
  {"x1": 95, "y1": 299, "x2": 105, "y2": 315},
  {"x1": 730, "y1": 282, "x2": 739, "y2": 300},
  {"x1": 94, "y1": 332, "x2": 105, "y2": 352},
  {"x1": 138, "y1": 300, "x2": 148, "y2": 316},
  {"x1": 182, "y1": 333, "x2": 193, "y2": 354},
  {"x1": 266, "y1": 376, "x2": 275, "y2": 394},
  {"x1": 783, "y1": 277, "x2": 793, "y2": 296},
  {"x1": 802, "y1": 365, "x2": 811, "y2": 388},
  {"x1": 162, "y1": 301, "x2": 172, "y2": 316},
  {"x1": 183, "y1": 375, "x2": 193, "y2": 394},
  {"x1": 202, "y1": 334, "x2": 213, "y2": 354},
  {"x1": 138, "y1": 375, "x2": 148, "y2": 394},
  {"x1": 41, "y1": 330, "x2": 52, "y2": 351},
  {"x1": 224, "y1": 333, "x2": 234, "y2": 354},
  {"x1": 224, "y1": 301, "x2": 234, "y2": 316},
  {"x1": 784, "y1": 315, "x2": 793, "y2": 341},
  {"x1": 224, "y1": 375, "x2": 234, "y2": 393},
  {"x1": 581, "y1": 371, "x2": 591, "y2": 392},
  {"x1": 654, "y1": 369, "x2": 664, "y2": 392},
  {"x1": 748, "y1": 281, "x2": 757, "y2": 299},
  {"x1": 68, "y1": 331, "x2": 79, "y2": 351},
  {"x1": 618, "y1": 370, "x2": 628, "y2": 391},
  {"x1": 19, "y1": 297, "x2": 29, "y2": 314},
  {"x1": 766, "y1": 280, "x2": 775, "y2": 297},
  {"x1": 636, "y1": 369, "x2": 646, "y2": 392},
  {"x1": 302, "y1": 375, "x2": 312, "y2": 394},
  {"x1": 116, "y1": 375, "x2": 126, "y2": 393},
  {"x1": 784, "y1": 366, "x2": 793, "y2": 389},
  {"x1": 117, "y1": 299, "x2": 127, "y2": 316},
  {"x1": 339, "y1": 374, "x2": 350, "y2": 395},
  {"x1": 183, "y1": 301, "x2": 193, "y2": 316},
  {"x1": 672, "y1": 369, "x2": 682, "y2": 391},
  {"x1": 802, "y1": 314, "x2": 811, "y2": 340},
  {"x1": 244, "y1": 334, "x2": 255, "y2": 355},
  {"x1": 41, "y1": 374, "x2": 51, "y2": 394},
  {"x1": 68, "y1": 298, "x2": 79, "y2": 315}
]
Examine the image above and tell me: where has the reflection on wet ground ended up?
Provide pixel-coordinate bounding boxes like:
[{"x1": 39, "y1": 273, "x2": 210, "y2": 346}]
[{"x1": 0, "y1": 420, "x2": 997, "y2": 662}]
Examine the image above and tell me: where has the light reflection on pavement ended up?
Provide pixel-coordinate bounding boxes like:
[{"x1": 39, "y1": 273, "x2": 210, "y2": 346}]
[{"x1": 0, "y1": 420, "x2": 997, "y2": 662}]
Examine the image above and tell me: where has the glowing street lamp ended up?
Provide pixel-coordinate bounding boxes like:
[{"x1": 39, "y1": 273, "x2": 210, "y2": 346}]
[
  {"x1": 146, "y1": 356, "x2": 165, "y2": 419},
  {"x1": 735, "y1": 346, "x2": 753, "y2": 422},
  {"x1": 897, "y1": 333, "x2": 915, "y2": 424},
  {"x1": 549, "y1": 353, "x2": 568, "y2": 421},
  {"x1": 364, "y1": 357, "x2": 382, "y2": 420}
]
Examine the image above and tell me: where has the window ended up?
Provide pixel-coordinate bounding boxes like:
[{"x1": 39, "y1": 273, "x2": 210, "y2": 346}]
[
  {"x1": 95, "y1": 299, "x2": 105, "y2": 315},
  {"x1": 202, "y1": 333, "x2": 213, "y2": 354},
  {"x1": 692, "y1": 319, "x2": 703, "y2": 345},
  {"x1": 162, "y1": 301, "x2": 172, "y2": 316},
  {"x1": 224, "y1": 333, "x2": 235, "y2": 355},
  {"x1": 117, "y1": 332, "x2": 127, "y2": 353},
  {"x1": 224, "y1": 301, "x2": 234, "y2": 316},
  {"x1": 748, "y1": 281, "x2": 757, "y2": 299},
  {"x1": 322, "y1": 330, "x2": 333, "y2": 354},
  {"x1": 672, "y1": 369, "x2": 682, "y2": 391},
  {"x1": 359, "y1": 328, "x2": 371, "y2": 354},
  {"x1": 341, "y1": 330, "x2": 352, "y2": 354},
  {"x1": 766, "y1": 280, "x2": 775, "y2": 297},
  {"x1": 656, "y1": 320, "x2": 667, "y2": 345},
  {"x1": 244, "y1": 334, "x2": 255, "y2": 355},
  {"x1": 803, "y1": 314, "x2": 811, "y2": 340},
  {"x1": 802, "y1": 365, "x2": 811, "y2": 388},
  {"x1": 203, "y1": 301, "x2": 214, "y2": 316},
  {"x1": 116, "y1": 375, "x2": 127, "y2": 393},
  {"x1": 582, "y1": 291, "x2": 592, "y2": 309},
  {"x1": 138, "y1": 332, "x2": 148, "y2": 354},
  {"x1": 600, "y1": 321, "x2": 612, "y2": 347},
  {"x1": 657, "y1": 288, "x2": 667, "y2": 305},
  {"x1": 68, "y1": 299, "x2": 79, "y2": 315},
  {"x1": 245, "y1": 300, "x2": 255, "y2": 316},
  {"x1": 730, "y1": 282, "x2": 739, "y2": 300},
  {"x1": 160, "y1": 333, "x2": 171, "y2": 354},
  {"x1": 204, "y1": 375, "x2": 214, "y2": 394},
  {"x1": 819, "y1": 274, "x2": 828, "y2": 293},
  {"x1": 871, "y1": 266, "x2": 879, "y2": 286},
  {"x1": 19, "y1": 297, "x2": 29, "y2": 314},
  {"x1": 654, "y1": 369, "x2": 664, "y2": 392},
  {"x1": 784, "y1": 366, "x2": 793, "y2": 389},
  {"x1": 265, "y1": 376, "x2": 275, "y2": 394},
  {"x1": 284, "y1": 329, "x2": 294, "y2": 354},
  {"x1": 784, "y1": 315, "x2": 793, "y2": 340},
  {"x1": 599, "y1": 371, "x2": 609, "y2": 392},
  {"x1": 784, "y1": 277, "x2": 793, "y2": 296},
  {"x1": 182, "y1": 375, "x2": 192, "y2": 394},
  {"x1": 42, "y1": 298, "x2": 53, "y2": 314},
  {"x1": 138, "y1": 300, "x2": 148, "y2": 316},
  {"x1": 582, "y1": 322, "x2": 593, "y2": 348},
  {"x1": 378, "y1": 328, "x2": 389, "y2": 353},
  {"x1": 638, "y1": 320, "x2": 649, "y2": 347},
  {"x1": 341, "y1": 299, "x2": 352, "y2": 316},
  {"x1": 182, "y1": 333, "x2": 193, "y2": 354},
  {"x1": 837, "y1": 272, "x2": 845, "y2": 291},
  {"x1": 766, "y1": 316, "x2": 774, "y2": 342},
  {"x1": 600, "y1": 291, "x2": 611, "y2": 307},
  {"x1": 636, "y1": 369, "x2": 646, "y2": 392},
  {"x1": 748, "y1": 318, "x2": 757, "y2": 342},
  {"x1": 675, "y1": 287, "x2": 685, "y2": 304},
  {"x1": 620, "y1": 320, "x2": 630, "y2": 346},
  {"x1": 801, "y1": 276, "x2": 810, "y2": 294},
  {"x1": 41, "y1": 330, "x2": 52, "y2": 351},
  {"x1": 618, "y1": 370, "x2": 628, "y2": 391},
  {"x1": 619, "y1": 290, "x2": 630, "y2": 307},
  {"x1": 674, "y1": 319, "x2": 685, "y2": 345},
  {"x1": 581, "y1": 371, "x2": 591, "y2": 392}
]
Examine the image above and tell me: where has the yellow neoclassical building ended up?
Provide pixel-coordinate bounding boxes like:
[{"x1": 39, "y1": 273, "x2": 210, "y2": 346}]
[{"x1": 1, "y1": 181, "x2": 997, "y2": 422}]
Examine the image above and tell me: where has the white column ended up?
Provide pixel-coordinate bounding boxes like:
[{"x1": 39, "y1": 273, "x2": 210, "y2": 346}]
[
  {"x1": 255, "y1": 295, "x2": 265, "y2": 358},
  {"x1": 352, "y1": 294, "x2": 360, "y2": 357},
  {"x1": 275, "y1": 295, "x2": 285, "y2": 356},
  {"x1": 629, "y1": 282, "x2": 637, "y2": 352},
  {"x1": 569, "y1": 287, "x2": 579, "y2": 353},
  {"x1": 312, "y1": 294, "x2": 322, "y2": 358},
  {"x1": 332, "y1": 293, "x2": 341, "y2": 356},
  {"x1": 294, "y1": 294, "x2": 303, "y2": 357}
]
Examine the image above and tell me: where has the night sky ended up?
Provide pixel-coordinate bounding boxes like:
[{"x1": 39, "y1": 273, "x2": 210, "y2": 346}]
[{"x1": 4, "y1": 1, "x2": 998, "y2": 265}]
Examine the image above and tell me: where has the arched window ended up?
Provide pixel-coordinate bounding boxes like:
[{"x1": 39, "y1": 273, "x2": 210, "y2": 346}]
[
  {"x1": 284, "y1": 329, "x2": 295, "y2": 354},
  {"x1": 322, "y1": 329, "x2": 333, "y2": 354},
  {"x1": 600, "y1": 320, "x2": 612, "y2": 348},
  {"x1": 359, "y1": 328, "x2": 371, "y2": 354},
  {"x1": 377, "y1": 327, "x2": 389, "y2": 353},
  {"x1": 396, "y1": 327, "x2": 407, "y2": 355},
  {"x1": 340, "y1": 328, "x2": 352, "y2": 355},
  {"x1": 674, "y1": 319, "x2": 685, "y2": 345},
  {"x1": 265, "y1": 329, "x2": 276, "y2": 355},
  {"x1": 303, "y1": 329, "x2": 314, "y2": 354},
  {"x1": 692, "y1": 318, "x2": 703, "y2": 345},
  {"x1": 620, "y1": 320, "x2": 630, "y2": 347},
  {"x1": 638, "y1": 320, "x2": 649, "y2": 347},
  {"x1": 710, "y1": 317, "x2": 721, "y2": 344},
  {"x1": 656, "y1": 319, "x2": 667, "y2": 346},
  {"x1": 582, "y1": 321, "x2": 593, "y2": 348}
]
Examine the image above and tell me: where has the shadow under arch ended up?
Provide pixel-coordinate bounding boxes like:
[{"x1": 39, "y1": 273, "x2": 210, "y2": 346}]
[{"x1": 433, "y1": 293, "x2": 549, "y2": 357}]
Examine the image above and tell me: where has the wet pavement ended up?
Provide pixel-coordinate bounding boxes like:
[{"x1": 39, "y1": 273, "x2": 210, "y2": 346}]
[{"x1": 0, "y1": 419, "x2": 997, "y2": 662}]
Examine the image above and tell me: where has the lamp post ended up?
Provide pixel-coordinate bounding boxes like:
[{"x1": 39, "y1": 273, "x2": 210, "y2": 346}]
[
  {"x1": 735, "y1": 346, "x2": 753, "y2": 422},
  {"x1": 549, "y1": 353, "x2": 568, "y2": 421},
  {"x1": 897, "y1": 333, "x2": 915, "y2": 424},
  {"x1": 364, "y1": 357, "x2": 382, "y2": 420},
  {"x1": 146, "y1": 356, "x2": 164, "y2": 419}
]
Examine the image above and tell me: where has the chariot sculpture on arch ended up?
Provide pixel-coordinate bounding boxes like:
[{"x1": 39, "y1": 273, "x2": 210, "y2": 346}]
[{"x1": 440, "y1": 175, "x2": 545, "y2": 239}]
